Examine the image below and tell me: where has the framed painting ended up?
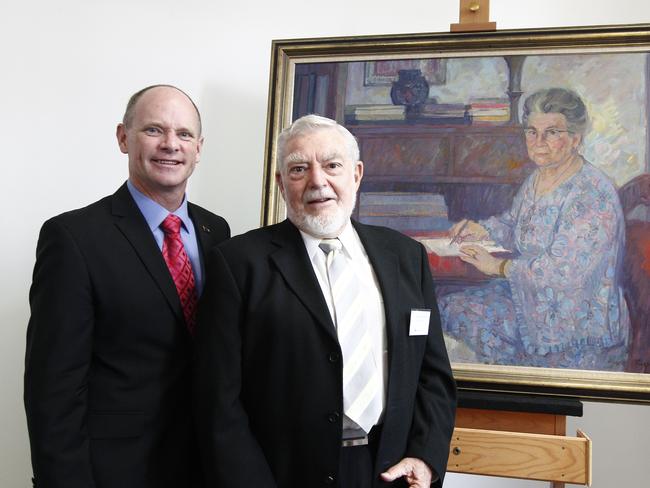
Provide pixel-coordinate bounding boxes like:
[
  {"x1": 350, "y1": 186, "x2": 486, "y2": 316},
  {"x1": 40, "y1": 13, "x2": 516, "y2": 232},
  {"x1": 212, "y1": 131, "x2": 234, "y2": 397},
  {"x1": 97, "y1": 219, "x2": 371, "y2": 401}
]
[
  {"x1": 261, "y1": 24, "x2": 650, "y2": 402},
  {"x1": 364, "y1": 59, "x2": 447, "y2": 86}
]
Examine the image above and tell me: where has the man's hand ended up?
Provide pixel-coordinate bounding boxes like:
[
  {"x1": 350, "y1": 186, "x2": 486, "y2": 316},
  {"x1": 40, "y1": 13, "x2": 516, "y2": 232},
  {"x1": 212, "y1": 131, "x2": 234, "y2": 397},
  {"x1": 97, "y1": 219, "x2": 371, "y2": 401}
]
[{"x1": 380, "y1": 457, "x2": 433, "y2": 487}]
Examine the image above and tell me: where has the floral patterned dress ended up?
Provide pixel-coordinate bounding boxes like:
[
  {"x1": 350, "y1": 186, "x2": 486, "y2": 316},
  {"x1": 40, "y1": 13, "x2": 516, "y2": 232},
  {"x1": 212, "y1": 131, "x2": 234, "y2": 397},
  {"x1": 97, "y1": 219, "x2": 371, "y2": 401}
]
[{"x1": 439, "y1": 161, "x2": 630, "y2": 370}]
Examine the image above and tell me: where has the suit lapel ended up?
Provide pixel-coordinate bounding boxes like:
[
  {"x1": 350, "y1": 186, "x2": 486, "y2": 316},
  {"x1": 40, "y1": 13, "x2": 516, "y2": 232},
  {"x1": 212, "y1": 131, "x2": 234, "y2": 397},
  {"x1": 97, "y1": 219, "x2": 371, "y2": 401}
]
[
  {"x1": 188, "y1": 203, "x2": 214, "y2": 259},
  {"x1": 269, "y1": 220, "x2": 338, "y2": 342},
  {"x1": 188, "y1": 203, "x2": 216, "y2": 285},
  {"x1": 111, "y1": 183, "x2": 183, "y2": 321}
]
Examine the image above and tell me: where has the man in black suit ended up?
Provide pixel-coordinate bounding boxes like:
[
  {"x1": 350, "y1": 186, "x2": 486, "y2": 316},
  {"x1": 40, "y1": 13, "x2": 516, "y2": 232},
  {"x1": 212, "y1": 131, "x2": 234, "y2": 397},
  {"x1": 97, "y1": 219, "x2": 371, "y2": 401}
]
[
  {"x1": 194, "y1": 114, "x2": 456, "y2": 487},
  {"x1": 24, "y1": 85, "x2": 230, "y2": 488}
]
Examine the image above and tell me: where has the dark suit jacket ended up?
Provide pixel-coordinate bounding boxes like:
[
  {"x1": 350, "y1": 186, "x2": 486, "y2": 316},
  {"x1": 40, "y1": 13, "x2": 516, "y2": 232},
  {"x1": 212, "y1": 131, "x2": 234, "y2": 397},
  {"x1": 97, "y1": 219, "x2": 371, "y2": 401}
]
[
  {"x1": 24, "y1": 183, "x2": 230, "y2": 488},
  {"x1": 194, "y1": 219, "x2": 456, "y2": 488}
]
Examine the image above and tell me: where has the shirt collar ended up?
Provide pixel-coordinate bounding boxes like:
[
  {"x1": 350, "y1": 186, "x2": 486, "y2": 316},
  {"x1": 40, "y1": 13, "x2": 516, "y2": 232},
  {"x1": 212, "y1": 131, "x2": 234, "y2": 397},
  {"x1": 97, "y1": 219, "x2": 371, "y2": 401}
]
[
  {"x1": 127, "y1": 180, "x2": 191, "y2": 232},
  {"x1": 299, "y1": 220, "x2": 364, "y2": 260}
]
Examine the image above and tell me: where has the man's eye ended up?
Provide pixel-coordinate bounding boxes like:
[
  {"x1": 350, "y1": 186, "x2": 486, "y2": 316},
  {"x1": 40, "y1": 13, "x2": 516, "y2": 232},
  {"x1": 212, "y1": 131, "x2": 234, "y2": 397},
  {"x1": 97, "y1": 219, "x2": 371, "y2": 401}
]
[
  {"x1": 326, "y1": 162, "x2": 342, "y2": 169},
  {"x1": 547, "y1": 129, "x2": 559, "y2": 136},
  {"x1": 144, "y1": 127, "x2": 161, "y2": 135},
  {"x1": 178, "y1": 131, "x2": 192, "y2": 140},
  {"x1": 289, "y1": 166, "x2": 306, "y2": 173}
]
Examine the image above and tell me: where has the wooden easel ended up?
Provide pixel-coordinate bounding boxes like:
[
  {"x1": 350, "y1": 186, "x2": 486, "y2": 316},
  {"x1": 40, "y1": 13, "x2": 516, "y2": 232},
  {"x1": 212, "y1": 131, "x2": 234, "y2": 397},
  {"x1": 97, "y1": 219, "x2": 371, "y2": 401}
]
[
  {"x1": 450, "y1": 0, "x2": 497, "y2": 32},
  {"x1": 449, "y1": 393, "x2": 591, "y2": 486},
  {"x1": 444, "y1": 7, "x2": 591, "y2": 483},
  {"x1": 443, "y1": 3, "x2": 593, "y2": 485}
]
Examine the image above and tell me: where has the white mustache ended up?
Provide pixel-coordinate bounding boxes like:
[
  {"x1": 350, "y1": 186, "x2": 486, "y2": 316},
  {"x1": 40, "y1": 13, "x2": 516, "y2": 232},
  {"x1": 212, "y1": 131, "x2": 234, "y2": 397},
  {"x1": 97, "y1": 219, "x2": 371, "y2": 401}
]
[{"x1": 303, "y1": 190, "x2": 337, "y2": 202}]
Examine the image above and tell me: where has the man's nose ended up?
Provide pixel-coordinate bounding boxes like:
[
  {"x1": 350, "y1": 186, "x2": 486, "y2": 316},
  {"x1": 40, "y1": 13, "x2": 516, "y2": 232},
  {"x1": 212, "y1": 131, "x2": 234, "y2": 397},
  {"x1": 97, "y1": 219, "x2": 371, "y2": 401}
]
[
  {"x1": 308, "y1": 165, "x2": 327, "y2": 187},
  {"x1": 160, "y1": 131, "x2": 180, "y2": 152}
]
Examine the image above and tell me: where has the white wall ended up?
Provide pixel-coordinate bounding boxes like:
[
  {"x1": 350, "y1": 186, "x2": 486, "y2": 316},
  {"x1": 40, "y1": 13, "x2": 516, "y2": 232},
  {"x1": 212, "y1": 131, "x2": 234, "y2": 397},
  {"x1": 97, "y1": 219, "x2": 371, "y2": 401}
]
[{"x1": 2, "y1": 1, "x2": 649, "y2": 486}]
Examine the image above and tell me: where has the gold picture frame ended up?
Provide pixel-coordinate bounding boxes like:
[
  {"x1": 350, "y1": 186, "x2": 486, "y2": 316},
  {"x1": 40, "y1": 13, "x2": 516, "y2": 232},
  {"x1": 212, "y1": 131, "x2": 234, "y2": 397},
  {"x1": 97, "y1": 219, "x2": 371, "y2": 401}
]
[{"x1": 261, "y1": 24, "x2": 650, "y2": 402}]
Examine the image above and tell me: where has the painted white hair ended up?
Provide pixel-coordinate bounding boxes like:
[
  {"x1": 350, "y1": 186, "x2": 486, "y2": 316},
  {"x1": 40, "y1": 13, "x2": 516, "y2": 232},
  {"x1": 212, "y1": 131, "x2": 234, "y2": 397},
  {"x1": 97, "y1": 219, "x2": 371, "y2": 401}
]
[{"x1": 522, "y1": 87, "x2": 588, "y2": 135}]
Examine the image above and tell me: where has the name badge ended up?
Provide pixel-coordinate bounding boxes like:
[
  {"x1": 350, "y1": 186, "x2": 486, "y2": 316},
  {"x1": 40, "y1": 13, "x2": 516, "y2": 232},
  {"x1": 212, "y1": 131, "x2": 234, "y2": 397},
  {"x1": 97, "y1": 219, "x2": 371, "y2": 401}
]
[{"x1": 409, "y1": 309, "x2": 430, "y2": 336}]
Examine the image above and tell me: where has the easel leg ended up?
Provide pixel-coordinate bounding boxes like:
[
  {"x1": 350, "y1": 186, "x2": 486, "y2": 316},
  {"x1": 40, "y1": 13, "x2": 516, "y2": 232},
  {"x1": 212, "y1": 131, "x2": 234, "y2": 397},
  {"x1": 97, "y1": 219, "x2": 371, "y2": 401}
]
[
  {"x1": 550, "y1": 414, "x2": 567, "y2": 487},
  {"x1": 551, "y1": 414, "x2": 567, "y2": 487},
  {"x1": 455, "y1": 408, "x2": 572, "y2": 487}
]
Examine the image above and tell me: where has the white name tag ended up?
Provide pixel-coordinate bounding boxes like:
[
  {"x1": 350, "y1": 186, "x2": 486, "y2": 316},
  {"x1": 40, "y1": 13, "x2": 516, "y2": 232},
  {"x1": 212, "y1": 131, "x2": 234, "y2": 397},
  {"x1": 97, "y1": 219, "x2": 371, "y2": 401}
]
[{"x1": 409, "y1": 309, "x2": 430, "y2": 336}]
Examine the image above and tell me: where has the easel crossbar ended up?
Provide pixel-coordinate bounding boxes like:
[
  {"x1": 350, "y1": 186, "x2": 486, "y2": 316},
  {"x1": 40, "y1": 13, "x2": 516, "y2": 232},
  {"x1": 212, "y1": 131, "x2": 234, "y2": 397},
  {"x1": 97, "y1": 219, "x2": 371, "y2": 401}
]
[{"x1": 447, "y1": 427, "x2": 592, "y2": 485}]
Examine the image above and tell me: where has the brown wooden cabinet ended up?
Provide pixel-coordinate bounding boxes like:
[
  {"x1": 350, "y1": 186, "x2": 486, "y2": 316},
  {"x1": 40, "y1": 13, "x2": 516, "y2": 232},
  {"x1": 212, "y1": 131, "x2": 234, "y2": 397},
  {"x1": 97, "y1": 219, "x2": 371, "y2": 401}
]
[{"x1": 350, "y1": 123, "x2": 535, "y2": 221}]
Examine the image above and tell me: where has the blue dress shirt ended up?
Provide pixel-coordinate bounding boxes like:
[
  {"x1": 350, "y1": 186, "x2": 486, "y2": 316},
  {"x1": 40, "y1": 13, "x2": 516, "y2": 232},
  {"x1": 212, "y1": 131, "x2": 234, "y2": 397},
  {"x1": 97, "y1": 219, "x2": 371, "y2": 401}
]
[{"x1": 127, "y1": 180, "x2": 204, "y2": 294}]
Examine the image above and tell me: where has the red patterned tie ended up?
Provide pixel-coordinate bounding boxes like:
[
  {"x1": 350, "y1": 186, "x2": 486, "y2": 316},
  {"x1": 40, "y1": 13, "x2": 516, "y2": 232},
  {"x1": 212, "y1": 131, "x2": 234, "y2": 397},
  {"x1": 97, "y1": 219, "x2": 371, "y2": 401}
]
[{"x1": 160, "y1": 214, "x2": 198, "y2": 334}]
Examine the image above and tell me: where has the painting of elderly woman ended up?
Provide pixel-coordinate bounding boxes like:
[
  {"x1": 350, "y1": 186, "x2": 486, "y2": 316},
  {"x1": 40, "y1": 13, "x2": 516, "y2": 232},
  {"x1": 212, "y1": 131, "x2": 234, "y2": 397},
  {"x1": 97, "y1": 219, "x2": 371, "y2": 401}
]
[
  {"x1": 439, "y1": 88, "x2": 630, "y2": 371},
  {"x1": 289, "y1": 51, "x2": 650, "y2": 376}
]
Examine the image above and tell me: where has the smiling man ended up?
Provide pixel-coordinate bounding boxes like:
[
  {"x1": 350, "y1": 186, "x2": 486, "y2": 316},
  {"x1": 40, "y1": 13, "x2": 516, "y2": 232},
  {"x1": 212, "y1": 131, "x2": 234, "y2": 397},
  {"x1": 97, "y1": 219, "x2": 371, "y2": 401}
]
[
  {"x1": 24, "y1": 85, "x2": 230, "y2": 488},
  {"x1": 194, "y1": 115, "x2": 456, "y2": 488}
]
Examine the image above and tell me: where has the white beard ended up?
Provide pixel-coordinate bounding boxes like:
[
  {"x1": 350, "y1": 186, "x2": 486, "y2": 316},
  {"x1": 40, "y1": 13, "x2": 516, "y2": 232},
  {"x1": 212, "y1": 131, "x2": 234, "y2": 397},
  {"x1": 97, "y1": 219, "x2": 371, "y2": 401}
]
[
  {"x1": 287, "y1": 190, "x2": 357, "y2": 238},
  {"x1": 291, "y1": 208, "x2": 348, "y2": 238}
]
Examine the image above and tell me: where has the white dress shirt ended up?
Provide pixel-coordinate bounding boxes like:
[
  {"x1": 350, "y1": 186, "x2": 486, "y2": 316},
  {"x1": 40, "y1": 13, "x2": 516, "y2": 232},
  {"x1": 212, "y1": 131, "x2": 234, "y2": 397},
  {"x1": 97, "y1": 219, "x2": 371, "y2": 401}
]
[{"x1": 299, "y1": 222, "x2": 387, "y2": 432}]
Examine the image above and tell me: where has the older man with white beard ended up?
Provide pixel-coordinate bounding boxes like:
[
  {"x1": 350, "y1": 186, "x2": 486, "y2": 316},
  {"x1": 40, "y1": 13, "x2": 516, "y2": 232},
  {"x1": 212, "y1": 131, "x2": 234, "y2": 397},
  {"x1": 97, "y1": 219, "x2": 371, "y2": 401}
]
[{"x1": 194, "y1": 115, "x2": 456, "y2": 488}]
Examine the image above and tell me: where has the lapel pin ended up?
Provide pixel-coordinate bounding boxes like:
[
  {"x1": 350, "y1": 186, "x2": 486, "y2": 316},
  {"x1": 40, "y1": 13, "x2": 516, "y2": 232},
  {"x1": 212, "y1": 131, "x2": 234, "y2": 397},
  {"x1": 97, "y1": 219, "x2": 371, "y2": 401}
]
[{"x1": 201, "y1": 225, "x2": 211, "y2": 233}]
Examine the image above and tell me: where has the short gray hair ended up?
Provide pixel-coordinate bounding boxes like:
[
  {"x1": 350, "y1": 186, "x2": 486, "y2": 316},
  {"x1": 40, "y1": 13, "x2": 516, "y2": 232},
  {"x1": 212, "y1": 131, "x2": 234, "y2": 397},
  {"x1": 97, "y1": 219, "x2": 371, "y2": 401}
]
[
  {"x1": 122, "y1": 84, "x2": 202, "y2": 135},
  {"x1": 522, "y1": 88, "x2": 588, "y2": 135},
  {"x1": 276, "y1": 114, "x2": 360, "y2": 171}
]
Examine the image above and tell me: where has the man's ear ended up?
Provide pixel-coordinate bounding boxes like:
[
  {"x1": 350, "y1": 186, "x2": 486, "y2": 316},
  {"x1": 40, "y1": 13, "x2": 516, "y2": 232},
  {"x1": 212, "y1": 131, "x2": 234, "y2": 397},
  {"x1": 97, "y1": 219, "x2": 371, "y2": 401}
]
[
  {"x1": 116, "y1": 124, "x2": 128, "y2": 154},
  {"x1": 195, "y1": 136, "x2": 204, "y2": 164},
  {"x1": 354, "y1": 160, "x2": 364, "y2": 189}
]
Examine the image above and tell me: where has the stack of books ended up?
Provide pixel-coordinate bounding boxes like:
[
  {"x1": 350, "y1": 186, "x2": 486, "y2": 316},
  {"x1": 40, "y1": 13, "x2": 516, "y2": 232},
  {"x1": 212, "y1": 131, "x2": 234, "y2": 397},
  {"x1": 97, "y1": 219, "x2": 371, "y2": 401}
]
[
  {"x1": 358, "y1": 192, "x2": 450, "y2": 233},
  {"x1": 418, "y1": 102, "x2": 469, "y2": 124},
  {"x1": 468, "y1": 98, "x2": 510, "y2": 124},
  {"x1": 345, "y1": 104, "x2": 406, "y2": 123}
]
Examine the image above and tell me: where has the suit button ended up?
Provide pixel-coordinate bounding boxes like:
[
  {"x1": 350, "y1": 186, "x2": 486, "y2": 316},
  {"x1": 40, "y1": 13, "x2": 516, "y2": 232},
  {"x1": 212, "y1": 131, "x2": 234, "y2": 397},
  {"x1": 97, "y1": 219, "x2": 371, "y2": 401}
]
[
  {"x1": 328, "y1": 352, "x2": 340, "y2": 363},
  {"x1": 328, "y1": 411, "x2": 340, "y2": 423},
  {"x1": 325, "y1": 474, "x2": 336, "y2": 484}
]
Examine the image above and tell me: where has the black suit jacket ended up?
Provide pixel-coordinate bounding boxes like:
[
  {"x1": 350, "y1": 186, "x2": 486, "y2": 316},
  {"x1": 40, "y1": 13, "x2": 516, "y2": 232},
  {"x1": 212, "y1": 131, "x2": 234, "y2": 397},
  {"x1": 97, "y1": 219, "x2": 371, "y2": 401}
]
[
  {"x1": 24, "y1": 183, "x2": 230, "y2": 488},
  {"x1": 194, "y1": 219, "x2": 456, "y2": 488}
]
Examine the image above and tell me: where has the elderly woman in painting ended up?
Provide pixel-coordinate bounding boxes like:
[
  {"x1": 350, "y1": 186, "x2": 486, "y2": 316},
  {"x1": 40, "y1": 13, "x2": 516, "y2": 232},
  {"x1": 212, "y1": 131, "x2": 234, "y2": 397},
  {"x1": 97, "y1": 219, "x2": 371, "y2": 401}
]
[{"x1": 440, "y1": 87, "x2": 630, "y2": 371}]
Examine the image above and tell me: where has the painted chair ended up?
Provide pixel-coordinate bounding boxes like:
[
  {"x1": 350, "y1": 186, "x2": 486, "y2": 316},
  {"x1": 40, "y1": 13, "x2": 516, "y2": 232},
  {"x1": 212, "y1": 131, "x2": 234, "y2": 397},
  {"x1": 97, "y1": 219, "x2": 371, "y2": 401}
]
[{"x1": 619, "y1": 174, "x2": 650, "y2": 373}]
